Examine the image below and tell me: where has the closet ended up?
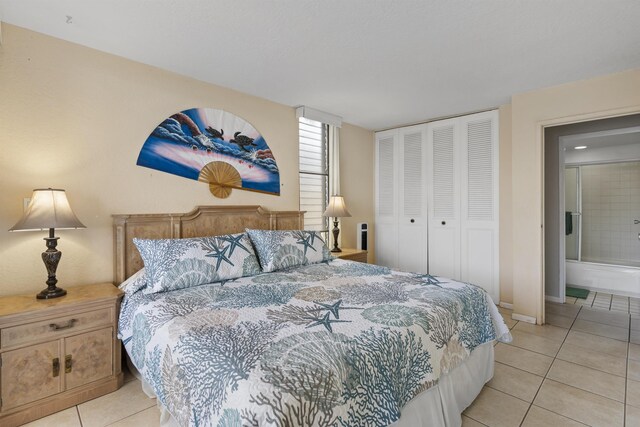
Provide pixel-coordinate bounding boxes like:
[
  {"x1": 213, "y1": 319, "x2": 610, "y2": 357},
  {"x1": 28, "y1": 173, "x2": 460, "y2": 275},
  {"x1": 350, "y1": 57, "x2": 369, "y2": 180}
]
[
  {"x1": 375, "y1": 110, "x2": 499, "y2": 301},
  {"x1": 375, "y1": 125, "x2": 427, "y2": 273}
]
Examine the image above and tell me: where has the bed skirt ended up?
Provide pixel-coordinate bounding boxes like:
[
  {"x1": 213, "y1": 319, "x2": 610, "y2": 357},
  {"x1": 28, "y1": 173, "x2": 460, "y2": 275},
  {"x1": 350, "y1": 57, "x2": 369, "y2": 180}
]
[
  {"x1": 128, "y1": 340, "x2": 494, "y2": 427},
  {"x1": 393, "y1": 340, "x2": 494, "y2": 427}
]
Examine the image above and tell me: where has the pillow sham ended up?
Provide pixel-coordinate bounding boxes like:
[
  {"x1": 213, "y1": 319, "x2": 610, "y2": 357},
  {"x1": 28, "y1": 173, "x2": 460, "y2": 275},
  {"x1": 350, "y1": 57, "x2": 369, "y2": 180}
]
[
  {"x1": 245, "y1": 229, "x2": 331, "y2": 272},
  {"x1": 134, "y1": 232, "x2": 261, "y2": 294},
  {"x1": 118, "y1": 268, "x2": 148, "y2": 295}
]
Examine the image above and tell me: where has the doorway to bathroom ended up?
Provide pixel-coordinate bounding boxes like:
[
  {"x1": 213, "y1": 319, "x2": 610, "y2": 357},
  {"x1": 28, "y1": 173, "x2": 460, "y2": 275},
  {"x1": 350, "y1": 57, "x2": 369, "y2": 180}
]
[{"x1": 544, "y1": 114, "x2": 640, "y2": 304}]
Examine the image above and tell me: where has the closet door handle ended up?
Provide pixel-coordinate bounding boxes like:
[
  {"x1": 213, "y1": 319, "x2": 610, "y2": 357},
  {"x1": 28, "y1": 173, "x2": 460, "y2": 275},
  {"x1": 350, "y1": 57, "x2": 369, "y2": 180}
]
[{"x1": 441, "y1": 221, "x2": 446, "y2": 225}]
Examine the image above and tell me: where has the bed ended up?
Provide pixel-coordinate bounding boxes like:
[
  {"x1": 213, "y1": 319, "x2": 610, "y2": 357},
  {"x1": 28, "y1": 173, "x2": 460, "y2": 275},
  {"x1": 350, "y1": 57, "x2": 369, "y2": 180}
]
[{"x1": 114, "y1": 205, "x2": 511, "y2": 427}]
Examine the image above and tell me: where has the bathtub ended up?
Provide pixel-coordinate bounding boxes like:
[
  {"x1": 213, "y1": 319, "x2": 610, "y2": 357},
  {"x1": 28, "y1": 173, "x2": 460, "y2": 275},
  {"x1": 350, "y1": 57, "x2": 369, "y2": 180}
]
[{"x1": 566, "y1": 260, "x2": 640, "y2": 298}]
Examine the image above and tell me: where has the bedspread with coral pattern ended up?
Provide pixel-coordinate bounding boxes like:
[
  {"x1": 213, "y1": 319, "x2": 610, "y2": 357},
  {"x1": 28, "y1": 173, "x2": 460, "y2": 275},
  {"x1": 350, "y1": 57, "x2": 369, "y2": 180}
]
[{"x1": 118, "y1": 259, "x2": 511, "y2": 427}]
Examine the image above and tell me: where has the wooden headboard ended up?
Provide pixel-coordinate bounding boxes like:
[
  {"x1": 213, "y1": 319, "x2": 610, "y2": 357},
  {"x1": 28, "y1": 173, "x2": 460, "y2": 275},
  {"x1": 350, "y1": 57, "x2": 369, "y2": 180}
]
[{"x1": 113, "y1": 205, "x2": 304, "y2": 284}]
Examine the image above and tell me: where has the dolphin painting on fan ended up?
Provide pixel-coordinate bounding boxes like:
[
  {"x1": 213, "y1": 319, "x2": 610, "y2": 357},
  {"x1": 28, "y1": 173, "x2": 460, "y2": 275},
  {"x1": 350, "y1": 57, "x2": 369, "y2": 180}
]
[{"x1": 137, "y1": 108, "x2": 280, "y2": 198}]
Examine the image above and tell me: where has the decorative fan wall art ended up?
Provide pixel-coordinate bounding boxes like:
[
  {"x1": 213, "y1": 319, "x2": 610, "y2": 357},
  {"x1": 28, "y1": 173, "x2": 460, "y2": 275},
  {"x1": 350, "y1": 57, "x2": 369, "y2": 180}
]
[{"x1": 137, "y1": 108, "x2": 280, "y2": 198}]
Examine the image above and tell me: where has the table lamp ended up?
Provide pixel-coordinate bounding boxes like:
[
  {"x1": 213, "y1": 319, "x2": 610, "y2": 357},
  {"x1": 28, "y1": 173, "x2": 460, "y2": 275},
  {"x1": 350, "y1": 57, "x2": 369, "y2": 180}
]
[
  {"x1": 323, "y1": 195, "x2": 351, "y2": 252},
  {"x1": 9, "y1": 188, "x2": 86, "y2": 299}
]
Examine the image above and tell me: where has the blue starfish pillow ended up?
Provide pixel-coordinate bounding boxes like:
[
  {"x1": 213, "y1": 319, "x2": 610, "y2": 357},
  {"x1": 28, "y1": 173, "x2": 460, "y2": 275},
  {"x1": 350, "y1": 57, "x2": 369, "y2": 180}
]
[
  {"x1": 246, "y1": 229, "x2": 331, "y2": 272},
  {"x1": 134, "y1": 233, "x2": 261, "y2": 294}
]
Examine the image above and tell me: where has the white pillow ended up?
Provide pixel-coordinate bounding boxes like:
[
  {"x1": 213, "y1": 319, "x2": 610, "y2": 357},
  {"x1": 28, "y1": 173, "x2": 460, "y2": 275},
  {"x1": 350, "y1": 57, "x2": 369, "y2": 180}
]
[{"x1": 118, "y1": 268, "x2": 147, "y2": 294}]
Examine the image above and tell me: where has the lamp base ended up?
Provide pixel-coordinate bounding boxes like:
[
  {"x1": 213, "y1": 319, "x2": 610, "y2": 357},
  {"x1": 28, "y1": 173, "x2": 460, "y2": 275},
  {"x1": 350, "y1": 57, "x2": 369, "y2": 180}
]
[
  {"x1": 331, "y1": 217, "x2": 342, "y2": 252},
  {"x1": 38, "y1": 232, "x2": 66, "y2": 300},
  {"x1": 36, "y1": 286, "x2": 67, "y2": 300}
]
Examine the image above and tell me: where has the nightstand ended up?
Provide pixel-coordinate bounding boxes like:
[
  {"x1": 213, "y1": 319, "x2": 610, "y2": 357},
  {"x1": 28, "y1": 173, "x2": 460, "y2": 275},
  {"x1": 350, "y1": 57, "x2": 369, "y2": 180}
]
[
  {"x1": 335, "y1": 248, "x2": 368, "y2": 263},
  {"x1": 0, "y1": 283, "x2": 124, "y2": 427}
]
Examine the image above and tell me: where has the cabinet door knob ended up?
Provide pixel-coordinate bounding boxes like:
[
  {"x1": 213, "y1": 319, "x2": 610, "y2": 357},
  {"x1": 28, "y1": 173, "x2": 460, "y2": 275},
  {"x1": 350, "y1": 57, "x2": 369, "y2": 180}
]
[
  {"x1": 52, "y1": 357, "x2": 60, "y2": 377},
  {"x1": 410, "y1": 219, "x2": 415, "y2": 223},
  {"x1": 441, "y1": 221, "x2": 446, "y2": 225}
]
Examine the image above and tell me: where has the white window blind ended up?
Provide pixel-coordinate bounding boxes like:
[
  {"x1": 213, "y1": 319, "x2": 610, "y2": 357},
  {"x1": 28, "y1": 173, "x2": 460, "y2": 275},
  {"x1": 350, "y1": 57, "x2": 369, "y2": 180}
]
[{"x1": 299, "y1": 117, "x2": 329, "y2": 236}]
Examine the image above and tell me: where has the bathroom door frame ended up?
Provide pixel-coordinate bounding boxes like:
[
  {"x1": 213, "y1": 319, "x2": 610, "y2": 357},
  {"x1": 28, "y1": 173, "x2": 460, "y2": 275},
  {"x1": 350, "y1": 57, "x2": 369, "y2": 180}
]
[{"x1": 542, "y1": 111, "x2": 640, "y2": 323}]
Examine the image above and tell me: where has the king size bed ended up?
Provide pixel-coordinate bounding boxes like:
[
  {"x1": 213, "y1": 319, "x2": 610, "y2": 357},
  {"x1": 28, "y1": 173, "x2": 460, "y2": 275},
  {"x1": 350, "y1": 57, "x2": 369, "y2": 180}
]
[{"x1": 113, "y1": 206, "x2": 511, "y2": 427}]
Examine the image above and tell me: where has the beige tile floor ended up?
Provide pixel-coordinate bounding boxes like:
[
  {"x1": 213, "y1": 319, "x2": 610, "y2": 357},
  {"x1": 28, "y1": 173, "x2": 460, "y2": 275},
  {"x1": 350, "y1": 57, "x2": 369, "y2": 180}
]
[
  {"x1": 464, "y1": 303, "x2": 640, "y2": 427},
  {"x1": 24, "y1": 302, "x2": 640, "y2": 427},
  {"x1": 567, "y1": 290, "x2": 640, "y2": 315},
  {"x1": 22, "y1": 369, "x2": 160, "y2": 427}
]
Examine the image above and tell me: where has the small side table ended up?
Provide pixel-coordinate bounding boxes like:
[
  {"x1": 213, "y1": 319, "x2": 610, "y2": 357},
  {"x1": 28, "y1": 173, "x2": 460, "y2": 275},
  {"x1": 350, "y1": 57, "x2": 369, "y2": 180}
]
[{"x1": 0, "y1": 283, "x2": 124, "y2": 426}]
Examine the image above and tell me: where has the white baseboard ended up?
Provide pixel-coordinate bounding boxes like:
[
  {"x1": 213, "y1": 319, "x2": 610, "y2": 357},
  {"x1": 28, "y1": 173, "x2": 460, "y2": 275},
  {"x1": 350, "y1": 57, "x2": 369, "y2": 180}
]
[
  {"x1": 545, "y1": 295, "x2": 564, "y2": 303},
  {"x1": 499, "y1": 302, "x2": 537, "y2": 325},
  {"x1": 512, "y1": 313, "x2": 537, "y2": 324}
]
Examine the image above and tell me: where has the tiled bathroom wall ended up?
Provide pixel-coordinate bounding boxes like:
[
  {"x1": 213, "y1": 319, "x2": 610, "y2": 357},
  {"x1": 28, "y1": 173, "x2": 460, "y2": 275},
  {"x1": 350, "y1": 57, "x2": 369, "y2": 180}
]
[{"x1": 580, "y1": 161, "x2": 640, "y2": 267}]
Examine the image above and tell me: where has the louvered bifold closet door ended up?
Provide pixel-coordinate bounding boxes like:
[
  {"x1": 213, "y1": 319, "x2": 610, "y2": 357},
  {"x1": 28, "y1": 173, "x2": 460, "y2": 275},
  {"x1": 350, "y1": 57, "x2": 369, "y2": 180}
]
[
  {"x1": 398, "y1": 126, "x2": 427, "y2": 273},
  {"x1": 375, "y1": 130, "x2": 399, "y2": 268},
  {"x1": 461, "y1": 110, "x2": 499, "y2": 301},
  {"x1": 427, "y1": 119, "x2": 460, "y2": 280}
]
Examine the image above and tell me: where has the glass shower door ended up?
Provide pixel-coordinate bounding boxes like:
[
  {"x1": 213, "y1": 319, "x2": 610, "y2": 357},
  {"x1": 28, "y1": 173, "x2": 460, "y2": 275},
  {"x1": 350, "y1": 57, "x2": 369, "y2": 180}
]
[{"x1": 565, "y1": 167, "x2": 580, "y2": 260}]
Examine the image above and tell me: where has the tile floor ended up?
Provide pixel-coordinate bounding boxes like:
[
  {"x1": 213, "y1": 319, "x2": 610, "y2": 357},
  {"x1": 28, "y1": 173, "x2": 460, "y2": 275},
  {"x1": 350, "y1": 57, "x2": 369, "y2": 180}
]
[
  {"x1": 24, "y1": 302, "x2": 640, "y2": 427},
  {"x1": 463, "y1": 303, "x2": 640, "y2": 426},
  {"x1": 566, "y1": 290, "x2": 640, "y2": 315},
  {"x1": 22, "y1": 369, "x2": 160, "y2": 427}
]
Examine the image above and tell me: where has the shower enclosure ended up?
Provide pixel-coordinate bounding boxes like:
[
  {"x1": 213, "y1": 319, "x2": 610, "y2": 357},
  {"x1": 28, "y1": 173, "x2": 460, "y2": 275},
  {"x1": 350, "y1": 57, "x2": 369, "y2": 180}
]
[
  {"x1": 565, "y1": 161, "x2": 640, "y2": 296},
  {"x1": 565, "y1": 161, "x2": 640, "y2": 267}
]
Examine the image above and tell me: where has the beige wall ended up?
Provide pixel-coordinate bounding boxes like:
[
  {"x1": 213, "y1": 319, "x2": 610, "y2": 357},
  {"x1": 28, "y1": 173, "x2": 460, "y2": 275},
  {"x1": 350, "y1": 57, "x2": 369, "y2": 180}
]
[
  {"x1": 7, "y1": 23, "x2": 638, "y2": 315},
  {"x1": 498, "y1": 104, "x2": 513, "y2": 305},
  {"x1": 338, "y1": 123, "x2": 375, "y2": 263},
  {"x1": 0, "y1": 24, "x2": 374, "y2": 296},
  {"x1": 511, "y1": 68, "x2": 640, "y2": 323}
]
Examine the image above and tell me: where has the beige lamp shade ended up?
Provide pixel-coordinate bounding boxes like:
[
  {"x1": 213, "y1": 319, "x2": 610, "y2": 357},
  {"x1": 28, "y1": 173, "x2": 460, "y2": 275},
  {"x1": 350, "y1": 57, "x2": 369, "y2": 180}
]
[
  {"x1": 9, "y1": 188, "x2": 86, "y2": 231},
  {"x1": 323, "y1": 195, "x2": 352, "y2": 218}
]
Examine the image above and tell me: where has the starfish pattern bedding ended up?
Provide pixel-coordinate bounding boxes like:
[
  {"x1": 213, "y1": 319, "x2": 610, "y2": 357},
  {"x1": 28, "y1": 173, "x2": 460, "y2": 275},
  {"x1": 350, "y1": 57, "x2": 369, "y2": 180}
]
[{"x1": 118, "y1": 259, "x2": 511, "y2": 427}]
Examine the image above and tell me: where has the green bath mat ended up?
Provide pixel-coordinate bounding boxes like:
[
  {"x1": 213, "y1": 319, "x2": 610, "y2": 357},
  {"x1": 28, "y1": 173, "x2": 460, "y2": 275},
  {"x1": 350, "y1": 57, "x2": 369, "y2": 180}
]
[{"x1": 566, "y1": 286, "x2": 589, "y2": 299}]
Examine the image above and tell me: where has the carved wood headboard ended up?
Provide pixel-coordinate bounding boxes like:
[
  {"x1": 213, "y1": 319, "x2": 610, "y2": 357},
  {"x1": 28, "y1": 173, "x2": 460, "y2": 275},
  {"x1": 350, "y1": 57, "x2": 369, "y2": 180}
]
[{"x1": 112, "y1": 205, "x2": 304, "y2": 284}]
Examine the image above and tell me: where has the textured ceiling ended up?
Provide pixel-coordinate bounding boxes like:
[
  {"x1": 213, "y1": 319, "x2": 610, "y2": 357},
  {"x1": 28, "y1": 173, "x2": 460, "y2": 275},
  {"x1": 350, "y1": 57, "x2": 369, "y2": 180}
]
[{"x1": 2, "y1": 0, "x2": 640, "y2": 130}]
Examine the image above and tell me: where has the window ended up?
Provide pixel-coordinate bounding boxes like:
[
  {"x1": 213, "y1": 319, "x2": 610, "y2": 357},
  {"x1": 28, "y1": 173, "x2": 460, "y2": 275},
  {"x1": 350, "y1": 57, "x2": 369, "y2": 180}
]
[{"x1": 299, "y1": 117, "x2": 329, "y2": 239}]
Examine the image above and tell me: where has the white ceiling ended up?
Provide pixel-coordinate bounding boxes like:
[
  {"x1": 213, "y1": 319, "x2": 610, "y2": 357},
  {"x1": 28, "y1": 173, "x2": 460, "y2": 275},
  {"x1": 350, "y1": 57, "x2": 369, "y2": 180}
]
[{"x1": 2, "y1": 1, "x2": 640, "y2": 130}]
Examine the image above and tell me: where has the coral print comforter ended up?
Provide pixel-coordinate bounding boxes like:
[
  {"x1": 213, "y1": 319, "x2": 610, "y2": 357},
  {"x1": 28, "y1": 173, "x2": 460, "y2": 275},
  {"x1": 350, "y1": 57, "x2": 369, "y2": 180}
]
[{"x1": 118, "y1": 259, "x2": 510, "y2": 427}]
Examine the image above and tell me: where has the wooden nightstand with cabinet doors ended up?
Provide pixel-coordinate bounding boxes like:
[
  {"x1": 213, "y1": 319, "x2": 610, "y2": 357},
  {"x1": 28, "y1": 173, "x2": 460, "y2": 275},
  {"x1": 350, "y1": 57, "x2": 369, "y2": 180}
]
[{"x1": 0, "y1": 283, "x2": 124, "y2": 427}]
